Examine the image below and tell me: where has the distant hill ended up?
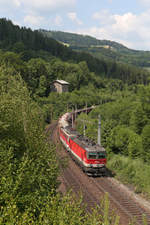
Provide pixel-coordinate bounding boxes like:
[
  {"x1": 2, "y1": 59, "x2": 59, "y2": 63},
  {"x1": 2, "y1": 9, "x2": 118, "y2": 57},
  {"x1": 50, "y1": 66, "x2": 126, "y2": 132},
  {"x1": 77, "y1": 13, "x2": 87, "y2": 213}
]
[
  {"x1": 40, "y1": 30, "x2": 150, "y2": 68},
  {"x1": 40, "y1": 30, "x2": 129, "y2": 51},
  {"x1": 0, "y1": 18, "x2": 149, "y2": 86}
]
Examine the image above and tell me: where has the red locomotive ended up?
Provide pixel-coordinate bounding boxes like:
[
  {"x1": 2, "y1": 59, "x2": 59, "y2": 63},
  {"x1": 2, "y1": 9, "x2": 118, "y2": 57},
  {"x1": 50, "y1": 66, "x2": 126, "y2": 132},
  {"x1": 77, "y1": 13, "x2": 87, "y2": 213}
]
[{"x1": 58, "y1": 112, "x2": 107, "y2": 176}]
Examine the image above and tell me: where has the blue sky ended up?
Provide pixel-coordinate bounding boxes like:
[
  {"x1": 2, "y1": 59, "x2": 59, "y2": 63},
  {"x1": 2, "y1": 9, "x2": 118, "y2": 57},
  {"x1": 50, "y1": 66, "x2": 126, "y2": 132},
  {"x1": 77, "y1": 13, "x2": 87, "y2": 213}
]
[{"x1": 1, "y1": 0, "x2": 150, "y2": 50}]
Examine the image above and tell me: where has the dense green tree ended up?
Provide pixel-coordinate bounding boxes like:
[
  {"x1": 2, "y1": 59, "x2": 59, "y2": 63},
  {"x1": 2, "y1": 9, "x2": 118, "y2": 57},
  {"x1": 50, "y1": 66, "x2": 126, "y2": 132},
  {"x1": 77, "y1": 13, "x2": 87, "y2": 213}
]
[
  {"x1": 0, "y1": 51, "x2": 27, "y2": 76},
  {"x1": 26, "y1": 58, "x2": 49, "y2": 94},
  {"x1": 1, "y1": 18, "x2": 150, "y2": 85},
  {"x1": 107, "y1": 126, "x2": 143, "y2": 157},
  {"x1": 130, "y1": 103, "x2": 147, "y2": 134},
  {"x1": 50, "y1": 59, "x2": 66, "y2": 80},
  {"x1": 0, "y1": 66, "x2": 59, "y2": 216},
  {"x1": 139, "y1": 85, "x2": 150, "y2": 118},
  {"x1": 78, "y1": 61, "x2": 90, "y2": 86},
  {"x1": 12, "y1": 41, "x2": 26, "y2": 53},
  {"x1": 64, "y1": 63, "x2": 81, "y2": 90},
  {"x1": 35, "y1": 75, "x2": 47, "y2": 97},
  {"x1": 141, "y1": 124, "x2": 150, "y2": 161}
]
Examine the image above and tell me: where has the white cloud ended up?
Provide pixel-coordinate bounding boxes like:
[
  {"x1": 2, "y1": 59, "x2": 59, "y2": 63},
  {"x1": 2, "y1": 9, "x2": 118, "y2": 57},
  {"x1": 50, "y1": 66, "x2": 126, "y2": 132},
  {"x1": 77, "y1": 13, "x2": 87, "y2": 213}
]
[
  {"x1": 24, "y1": 15, "x2": 44, "y2": 27},
  {"x1": 54, "y1": 15, "x2": 63, "y2": 26},
  {"x1": 0, "y1": 0, "x2": 76, "y2": 15},
  {"x1": 93, "y1": 10, "x2": 115, "y2": 25},
  {"x1": 67, "y1": 12, "x2": 83, "y2": 25},
  {"x1": 112, "y1": 13, "x2": 138, "y2": 33},
  {"x1": 138, "y1": 0, "x2": 150, "y2": 9},
  {"x1": 139, "y1": 0, "x2": 150, "y2": 4},
  {"x1": 0, "y1": 0, "x2": 20, "y2": 9},
  {"x1": 1, "y1": 0, "x2": 150, "y2": 50},
  {"x1": 75, "y1": 9, "x2": 150, "y2": 50},
  {"x1": 20, "y1": 0, "x2": 76, "y2": 14},
  {"x1": 13, "y1": 0, "x2": 21, "y2": 7},
  {"x1": 17, "y1": 0, "x2": 76, "y2": 29}
]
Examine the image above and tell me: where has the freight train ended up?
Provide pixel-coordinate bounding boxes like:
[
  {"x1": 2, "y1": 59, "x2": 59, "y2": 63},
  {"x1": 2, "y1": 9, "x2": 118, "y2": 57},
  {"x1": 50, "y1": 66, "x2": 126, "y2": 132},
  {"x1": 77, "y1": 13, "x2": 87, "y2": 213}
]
[{"x1": 58, "y1": 111, "x2": 107, "y2": 176}]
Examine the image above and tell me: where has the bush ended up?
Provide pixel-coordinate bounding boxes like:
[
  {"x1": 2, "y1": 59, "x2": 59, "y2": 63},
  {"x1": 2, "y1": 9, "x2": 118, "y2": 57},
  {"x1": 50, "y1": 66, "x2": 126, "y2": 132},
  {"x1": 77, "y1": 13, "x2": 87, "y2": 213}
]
[{"x1": 107, "y1": 154, "x2": 150, "y2": 197}]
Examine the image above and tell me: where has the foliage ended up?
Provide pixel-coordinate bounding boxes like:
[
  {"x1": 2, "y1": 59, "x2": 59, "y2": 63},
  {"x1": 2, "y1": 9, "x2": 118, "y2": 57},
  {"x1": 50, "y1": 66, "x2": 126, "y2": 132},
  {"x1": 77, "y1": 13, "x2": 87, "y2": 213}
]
[
  {"x1": 107, "y1": 154, "x2": 150, "y2": 198},
  {"x1": 75, "y1": 87, "x2": 150, "y2": 162},
  {"x1": 0, "y1": 66, "x2": 59, "y2": 217},
  {"x1": 2, "y1": 188, "x2": 145, "y2": 225},
  {"x1": 107, "y1": 126, "x2": 143, "y2": 157},
  {"x1": 0, "y1": 18, "x2": 150, "y2": 88},
  {"x1": 141, "y1": 124, "x2": 150, "y2": 162},
  {"x1": 43, "y1": 30, "x2": 150, "y2": 69},
  {"x1": 74, "y1": 83, "x2": 150, "y2": 200},
  {"x1": 1, "y1": 17, "x2": 150, "y2": 225},
  {"x1": 129, "y1": 103, "x2": 147, "y2": 134}
]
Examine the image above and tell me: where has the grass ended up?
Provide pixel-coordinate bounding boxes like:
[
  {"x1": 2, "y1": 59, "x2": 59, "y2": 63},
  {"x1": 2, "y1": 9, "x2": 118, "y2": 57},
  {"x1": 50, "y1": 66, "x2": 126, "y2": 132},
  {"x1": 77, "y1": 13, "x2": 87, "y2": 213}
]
[{"x1": 107, "y1": 154, "x2": 150, "y2": 198}]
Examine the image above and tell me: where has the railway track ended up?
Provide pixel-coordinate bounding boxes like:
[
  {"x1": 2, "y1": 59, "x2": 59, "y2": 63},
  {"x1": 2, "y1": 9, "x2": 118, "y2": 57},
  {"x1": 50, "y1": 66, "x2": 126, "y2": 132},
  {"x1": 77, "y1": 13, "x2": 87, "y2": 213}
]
[
  {"x1": 61, "y1": 165, "x2": 100, "y2": 211},
  {"x1": 61, "y1": 153, "x2": 150, "y2": 224},
  {"x1": 90, "y1": 177, "x2": 150, "y2": 225},
  {"x1": 49, "y1": 122, "x2": 150, "y2": 225}
]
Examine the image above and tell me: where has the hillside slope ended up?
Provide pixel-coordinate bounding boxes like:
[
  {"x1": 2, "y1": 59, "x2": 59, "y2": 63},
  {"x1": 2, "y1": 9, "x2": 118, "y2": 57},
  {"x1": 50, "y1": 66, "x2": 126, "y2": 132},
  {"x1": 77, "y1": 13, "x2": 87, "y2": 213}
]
[
  {"x1": 0, "y1": 18, "x2": 149, "y2": 86},
  {"x1": 41, "y1": 30, "x2": 150, "y2": 68}
]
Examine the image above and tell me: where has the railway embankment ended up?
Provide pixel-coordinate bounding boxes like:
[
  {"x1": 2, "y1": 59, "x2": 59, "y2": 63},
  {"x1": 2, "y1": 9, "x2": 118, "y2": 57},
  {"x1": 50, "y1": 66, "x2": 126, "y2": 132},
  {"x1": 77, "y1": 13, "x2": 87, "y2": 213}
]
[{"x1": 48, "y1": 121, "x2": 150, "y2": 225}]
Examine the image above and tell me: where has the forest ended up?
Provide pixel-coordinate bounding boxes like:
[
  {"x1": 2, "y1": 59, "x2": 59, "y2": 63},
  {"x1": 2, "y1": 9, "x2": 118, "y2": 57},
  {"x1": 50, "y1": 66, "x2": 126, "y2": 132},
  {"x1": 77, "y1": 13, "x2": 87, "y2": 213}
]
[
  {"x1": 0, "y1": 18, "x2": 150, "y2": 224},
  {"x1": 42, "y1": 30, "x2": 150, "y2": 68}
]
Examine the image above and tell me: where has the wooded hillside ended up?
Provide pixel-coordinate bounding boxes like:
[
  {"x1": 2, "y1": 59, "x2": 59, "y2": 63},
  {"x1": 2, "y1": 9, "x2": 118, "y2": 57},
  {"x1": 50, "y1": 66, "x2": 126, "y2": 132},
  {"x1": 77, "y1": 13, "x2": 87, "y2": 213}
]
[
  {"x1": 42, "y1": 30, "x2": 150, "y2": 68},
  {"x1": 0, "y1": 18, "x2": 150, "y2": 225},
  {"x1": 0, "y1": 18, "x2": 149, "y2": 86}
]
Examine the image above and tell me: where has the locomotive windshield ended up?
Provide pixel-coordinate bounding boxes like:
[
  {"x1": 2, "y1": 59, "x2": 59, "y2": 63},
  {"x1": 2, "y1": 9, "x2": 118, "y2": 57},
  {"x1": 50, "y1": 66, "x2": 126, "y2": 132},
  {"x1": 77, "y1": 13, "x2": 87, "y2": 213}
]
[
  {"x1": 97, "y1": 152, "x2": 106, "y2": 159},
  {"x1": 87, "y1": 152, "x2": 106, "y2": 159},
  {"x1": 88, "y1": 152, "x2": 97, "y2": 159}
]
